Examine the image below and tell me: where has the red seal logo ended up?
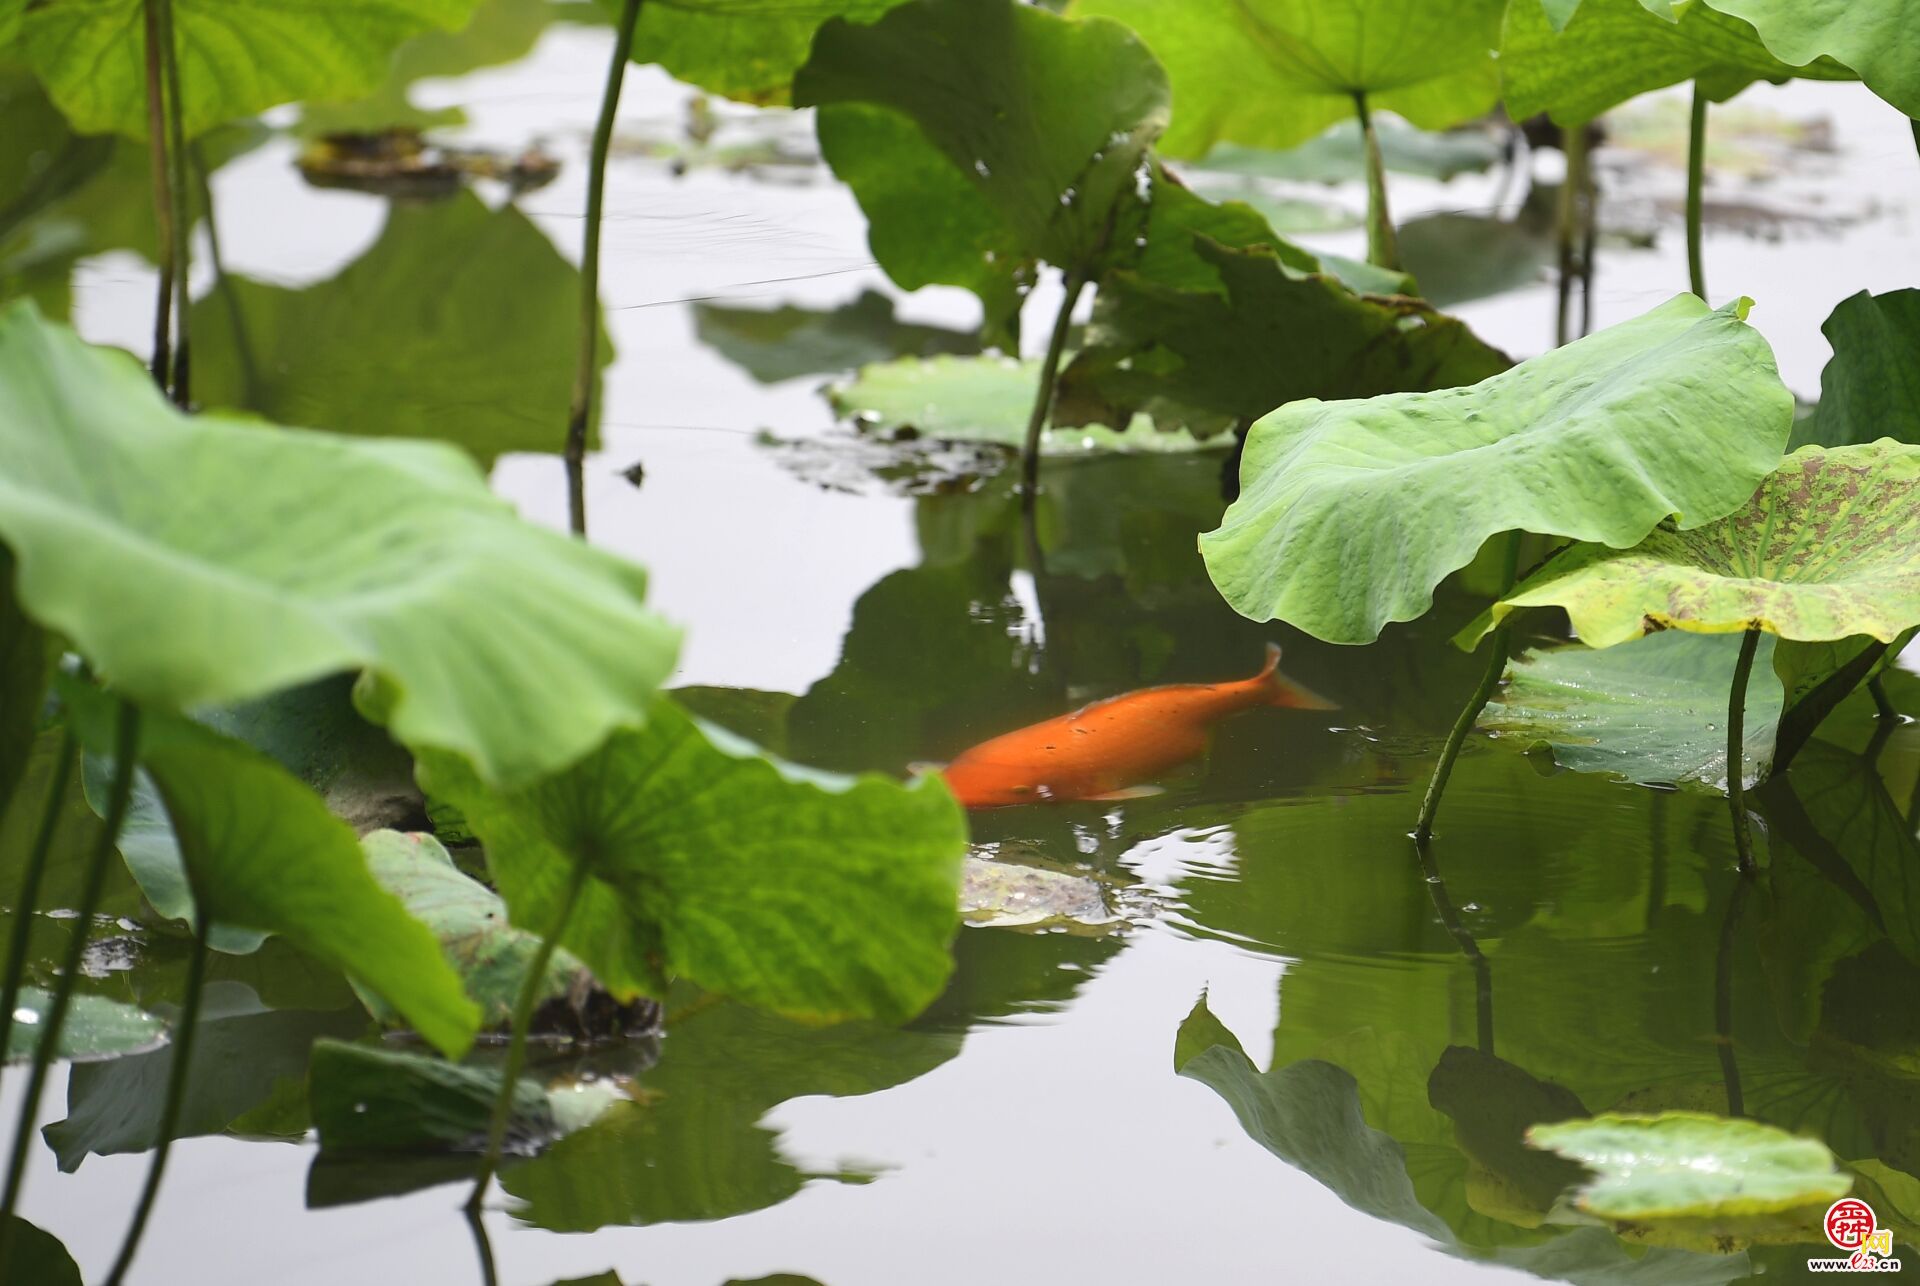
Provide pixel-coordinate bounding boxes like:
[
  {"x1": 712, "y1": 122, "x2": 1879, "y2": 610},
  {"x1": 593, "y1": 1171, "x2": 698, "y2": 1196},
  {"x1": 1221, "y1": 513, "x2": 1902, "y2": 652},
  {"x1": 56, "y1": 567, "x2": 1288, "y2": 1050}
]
[{"x1": 1824, "y1": 1197, "x2": 1877, "y2": 1251}]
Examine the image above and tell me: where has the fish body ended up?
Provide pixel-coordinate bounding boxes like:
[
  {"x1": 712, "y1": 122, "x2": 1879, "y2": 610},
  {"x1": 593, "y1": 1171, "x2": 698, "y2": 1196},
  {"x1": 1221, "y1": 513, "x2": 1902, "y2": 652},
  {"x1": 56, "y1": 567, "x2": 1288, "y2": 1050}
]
[{"x1": 938, "y1": 644, "x2": 1334, "y2": 808}]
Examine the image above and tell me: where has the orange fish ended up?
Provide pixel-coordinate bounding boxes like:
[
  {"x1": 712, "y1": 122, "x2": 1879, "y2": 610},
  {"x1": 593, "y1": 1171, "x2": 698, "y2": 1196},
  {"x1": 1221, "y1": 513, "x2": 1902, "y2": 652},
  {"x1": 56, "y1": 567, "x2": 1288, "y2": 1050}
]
[{"x1": 934, "y1": 644, "x2": 1335, "y2": 808}]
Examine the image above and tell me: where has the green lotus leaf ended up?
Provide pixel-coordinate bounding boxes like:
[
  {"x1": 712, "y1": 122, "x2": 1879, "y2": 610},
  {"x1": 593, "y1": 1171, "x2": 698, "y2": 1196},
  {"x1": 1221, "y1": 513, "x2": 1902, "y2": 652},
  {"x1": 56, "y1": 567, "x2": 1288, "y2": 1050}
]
[
  {"x1": 358, "y1": 830, "x2": 598, "y2": 1031},
  {"x1": 417, "y1": 697, "x2": 966, "y2": 1025},
  {"x1": 20, "y1": 0, "x2": 484, "y2": 138},
  {"x1": 1069, "y1": 0, "x2": 1505, "y2": 158},
  {"x1": 794, "y1": 0, "x2": 1169, "y2": 330},
  {"x1": 829, "y1": 354, "x2": 1213, "y2": 455},
  {"x1": 60, "y1": 678, "x2": 480, "y2": 1058},
  {"x1": 1792, "y1": 290, "x2": 1920, "y2": 451},
  {"x1": 1526, "y1": 1112, "x2": 1851, "y2": 1219},
  {"x1": 0, "y1": 303, "x2": 677, "y2": 788},
  {"x1": 0, "y1": 549, "x2": 45, "y2": 824},
  {"x1": 1501, "y1": 0, "x2": 1852, "y2": 126},
  {"x1": 5, "y1": 988, "x2": 167, "y2": 1063},
  {"x1": 1480, "y1": 632, "x2": 1784, "y2": 790},
  {"x1": 1061, "y1": 237, "x2": 1507, "y2": 435},
  {"x1": 0, "y1": 1216, "x2": 80, "y2": 1286},
  {"x1": 1201, "y1": 294, "x2": 1793, "y2": 645},
  {"x1": 309, "y1": 1038, "x2": 558, "y2": 1154},
  {"x1": 191, "y1": 192, "x2": 608, "y2": 470},
  {"x1": 627, "y1": 0, "x2": 906, "y2": 107},
  {"x1": 1701, "y1": 0, "x2": 1920, "y2": 116},
  {"x1": 1481, "y1": 443, "x2": 1920, "y2": 649},
  {"x1": 1192, "y1": 120, "x2": 1504, "y2": 186}
]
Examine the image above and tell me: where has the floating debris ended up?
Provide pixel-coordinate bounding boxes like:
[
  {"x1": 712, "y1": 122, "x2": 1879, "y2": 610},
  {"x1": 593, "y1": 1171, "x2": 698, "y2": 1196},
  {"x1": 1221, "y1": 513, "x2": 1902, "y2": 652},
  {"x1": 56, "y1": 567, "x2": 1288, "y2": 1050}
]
[{"x1": 297, "y1": 128, "x2": 559, "y2": 198}]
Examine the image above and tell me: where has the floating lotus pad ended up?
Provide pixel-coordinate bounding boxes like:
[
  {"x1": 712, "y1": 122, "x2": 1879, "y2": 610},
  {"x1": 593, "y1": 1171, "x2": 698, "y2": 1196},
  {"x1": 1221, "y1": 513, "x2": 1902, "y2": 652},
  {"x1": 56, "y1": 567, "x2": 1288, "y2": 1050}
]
[{"x1": 1527, "y1": 1112, "x2": 1851, "y2": 1220}]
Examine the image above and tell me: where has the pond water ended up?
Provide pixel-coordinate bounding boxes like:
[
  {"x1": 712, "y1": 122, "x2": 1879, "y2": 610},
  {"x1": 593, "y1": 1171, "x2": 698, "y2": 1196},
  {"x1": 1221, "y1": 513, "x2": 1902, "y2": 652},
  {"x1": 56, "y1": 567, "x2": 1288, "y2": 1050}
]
[{"x1": 6, "y1": 8, "x2": 1920, "y2": 1285}]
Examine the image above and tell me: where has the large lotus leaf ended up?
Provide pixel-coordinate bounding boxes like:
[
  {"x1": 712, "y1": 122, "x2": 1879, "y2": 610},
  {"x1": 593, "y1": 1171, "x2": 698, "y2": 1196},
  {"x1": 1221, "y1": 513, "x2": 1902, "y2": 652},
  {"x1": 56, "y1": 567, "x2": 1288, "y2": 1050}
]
[
  {"x1": 627, "y1": 0, "x2": 905, "y2": 107},
  {"x1": 1527, "y1": 1112, "x2": 1851, "y2": 1219},
  {"x1": 1060, "y1": 237, "x2": 1508, "y2": 435},
  {"x1": 1069, "y1": 0, "x2": 1505, "y2": 158},
  {"x1": 1201, "y1": 295, "x2": 1792, "y2": 645},
  {"x1": 1792, "y1": 290, "x2": 1920, "y2": 451},
  {"x1": 1481, "y1": 631, "x2": 1784, "y2": 790},
  {"x1": 794, "y1": 0, "x2": 1169, "y2": 293},
  {"x1": 0, "y1": 303, "x2": 677, "y2": 788},
  {"x1": 416, "y1": 697, "x2": 966, "y2": 1025},
  {"x1": 60, "y1": 680, "x2": 479, "y2": 1058},
  {"x1": 6, "y1": 988, "x2": 167, "y2": 1063},
  {"x1": 310, "y1": 1038, "x2": 556, "y2": 1154},
  {"x1": 1482, "y1": 443, "x2": 1920, "y2": 649},
  {"x1": 1700, "y1": 0, "x2": 1920, "y2": 116},
  {"x1": 20, "y1": 0, "x2": 484, "y2": 138},
  {"x1": 191, "y1": 192, "x2": 608, "y2": 470},
  {"x1": 0, "y1": 1217, "x2": 80, "y2": 1286},
  {"x1": 829, "y1": 355, "x2": 1212, "y2": 455},
  {"x1": 358, "y1": 829, "x2": 595, "y2": 1030},
  {"x1": 1501, "y1": 0, "x2": 1851, "y2": 126}
]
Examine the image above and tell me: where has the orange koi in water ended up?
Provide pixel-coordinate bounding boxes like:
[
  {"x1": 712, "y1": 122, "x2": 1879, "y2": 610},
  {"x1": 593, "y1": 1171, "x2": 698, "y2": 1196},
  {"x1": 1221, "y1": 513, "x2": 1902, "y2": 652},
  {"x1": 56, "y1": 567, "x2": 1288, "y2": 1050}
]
[{"x1": 934, "y1": 644, "x2": 1335, "y2": 808}]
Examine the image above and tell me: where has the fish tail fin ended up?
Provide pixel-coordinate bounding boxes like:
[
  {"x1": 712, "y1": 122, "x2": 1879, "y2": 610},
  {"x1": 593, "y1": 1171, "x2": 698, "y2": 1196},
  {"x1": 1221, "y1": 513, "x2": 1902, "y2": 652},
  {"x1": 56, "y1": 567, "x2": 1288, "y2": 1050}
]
[{"x1": 1256, "y1": 642, "x2": 1339, "y2": 711}]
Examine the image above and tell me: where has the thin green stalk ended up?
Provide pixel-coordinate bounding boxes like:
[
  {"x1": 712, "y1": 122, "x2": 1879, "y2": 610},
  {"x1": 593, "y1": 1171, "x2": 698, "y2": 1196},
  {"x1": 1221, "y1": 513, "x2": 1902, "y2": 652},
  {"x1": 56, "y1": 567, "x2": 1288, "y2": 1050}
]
[
  {"x1": 0, "y1": 731, "x2": 77, "y2": 1101},
  {"x1": 1725, "y1": 626, "x2": 1761, "y2": 875},
  {"x1": 1414, "y1": 838, "x2": 1493, "y2": 1056},
  {"x1": 1019, "y1": 269, "x2": 1086, "y2": 505},
  {"x1": 1413, "y1": 531, "x2": 1522, "y2": 841},
  {"x1": 0, "y1": 701, "x2": 138, "y2": 1232},
  {"x1": 1554, "y1": 122, "x2": 1589, "y2": 348},
  {"x1": 104, "y1": 910, "x2": 209, "y2": 1286},
  {"x1": 1686, "y1": 82, "x2": 1707, "y2": 301},
  {"x1": 141, "y1": 0, "x2": 174, "y2": 391},
  {"x1": 1869, "y1": 674, "x2": 1897, "y2": 720},
  {"x1": 466, "y1": 859, "x2": 591, "y2": 1211},
  {"x1": 155, "y1": 0, "x2": 191, "y2": 406},
  {"x1": 465, "y1": 1205, "x2": 499, "y2": 1286},
  {"x1": 1352, "y1": 90, "x2": 1400, "y2": 272},
  {"x1": 1714, "y1": 875, "x2": 1750, "y2": 1116},
  {"x1": 565, "y1": 0, "x2": 643, "y2": 539}
]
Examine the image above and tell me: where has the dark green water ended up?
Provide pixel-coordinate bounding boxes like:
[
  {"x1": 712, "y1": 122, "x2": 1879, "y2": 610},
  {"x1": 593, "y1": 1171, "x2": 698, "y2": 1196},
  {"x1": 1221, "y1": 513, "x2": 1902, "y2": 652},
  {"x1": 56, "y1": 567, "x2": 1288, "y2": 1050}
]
[{"x1": 3, "y1": 12, "x2": 1919, "y2": 1284}]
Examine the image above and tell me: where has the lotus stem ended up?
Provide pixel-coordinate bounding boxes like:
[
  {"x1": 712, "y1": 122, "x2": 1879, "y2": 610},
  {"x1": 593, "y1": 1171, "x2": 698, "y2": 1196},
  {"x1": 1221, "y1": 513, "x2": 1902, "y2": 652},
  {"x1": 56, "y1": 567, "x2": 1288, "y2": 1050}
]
[
  {"x1": 1352, "y1": 90, "x2": 1400, "y2": 272},
  {"x1": 1414, "y1": 837, "x2": 1493, "y2": 1056},
  {"x1": 565, "y1": 0, "x2": 643, "y2": 539},
  {"x1": 104, "y1": 908, "x2": 209, "y2": 1286},
  {"x1": 141, "y1": 0, "x2": 174, "y2": 392},
  {"x1": 465, "y1": 1204, "x2": 500, "y2": 1286},
  {"x1": 155, "y1": 0, "x2": 191, "y2": 406},
  {"x1": 1725, "y1": 626, "x2": 1761, "y2": 876},
  {"x1": 1413, "y1": 531, "x2": 1523, "y2": 841},
  {"x1": 0, "y1": 731, "x2": 77, "y2": 1105},
  {"x1": 1554, "y1": 120, "x2": 1589, "y2": 348},
  {"x1": 1869, "y1": 675, "x2": 1897, "y2": 720},
  {"x1": 0, "y1": 701, "x2": 138, "y2": 1233},
  {"x1": 1713, "y1": 875, "x2": 1750, "y2": 1116},
  {"x1": 1685, "y1": 83, "x2": 1707, "y2": 301},
  {"x1": 466, "y1": 859, "x2": 591, "y2": 1211},
  {"x1": 1019, "y1": 269, "x2": 1086, "y2": 505}
]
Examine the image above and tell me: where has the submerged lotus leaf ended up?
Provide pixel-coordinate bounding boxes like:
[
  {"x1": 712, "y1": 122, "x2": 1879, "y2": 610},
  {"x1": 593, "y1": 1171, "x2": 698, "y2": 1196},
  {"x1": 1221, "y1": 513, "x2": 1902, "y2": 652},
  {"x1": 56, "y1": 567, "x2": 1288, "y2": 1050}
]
[
  {"x1": 1201, "y1": 295, "x2": 1792, "y2": 645},
  {"x1": 829, "y1": 355, "x2": 1212, "y2": 455},
  {"x1": 191, "y1": 192, "x2": 610, "y2": 470},
  {"x1": 1480, "y1": 632, "x2": 1784, "y2": 790},
  {"x1": 1526, "y1": 1112, "x2": 1851, "y2": 1219},
  {"x1": 1501, "y1": 0, "x2": 1851, "y2": 125},
  {"x1": 1792, "y1": 290, "x2": 1920, "y2": 451},
  {"x1": 1069, "y1": 0, "x2": 1505, "y2": 157},
  {"x1": 20, "y1": 0, "x2": 483, "y2": 138},
  {"x1": 417, "y1": 698, "x2": 966, "y2": 1025},
  {"x1": 0, "y1": 303, "x2": 677, "y2": 788},
  {"x1": 795, "y1": 0, "x2": 1168, "y2": 327},
  {"x1": 5, "y1": 989, "x2": 167, "y2": 1063},
  {"x1": 1701, "y1": 0, "x2": 1920, "y2": 116},
  {"x1": 61, "y1": 679, "x2": 480, "y2": 1059},
  {"x1": 1482, "y1": 443, "x2": 1920, "y2": 649}
]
